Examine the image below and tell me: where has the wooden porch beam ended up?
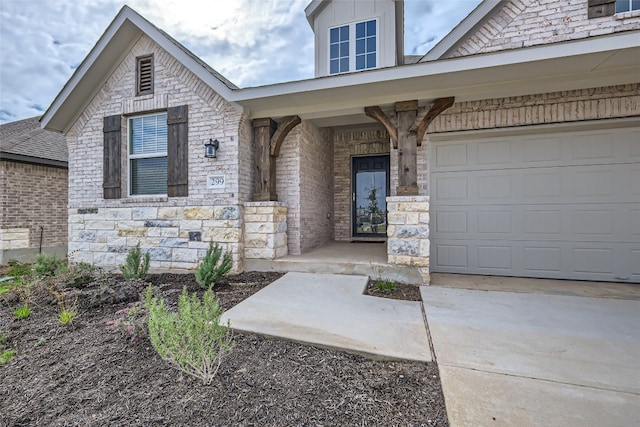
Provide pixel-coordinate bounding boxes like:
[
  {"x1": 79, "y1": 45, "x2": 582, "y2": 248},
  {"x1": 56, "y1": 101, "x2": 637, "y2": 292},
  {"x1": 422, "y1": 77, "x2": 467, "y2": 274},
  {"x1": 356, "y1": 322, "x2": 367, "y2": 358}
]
[
  {"x1": 270, "y1": 115, "x2": 301, "y2": 157},
  {"x1": 364, "y1": 106, "x2": 398, "y2": 148},
  {"x1": 253, "y1": 118, "x2": 278, "y2": 201},
  {"x1": 416, "y1": 97, "x2": 455, "y2": 146},
  {"x1": 395, "y1": 100, "x2": 419, "y2": 195}
]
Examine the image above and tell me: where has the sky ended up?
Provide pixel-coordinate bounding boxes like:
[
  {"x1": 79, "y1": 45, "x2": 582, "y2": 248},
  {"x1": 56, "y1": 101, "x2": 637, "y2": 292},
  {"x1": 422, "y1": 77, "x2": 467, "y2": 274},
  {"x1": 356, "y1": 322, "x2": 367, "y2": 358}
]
[{"x1": 0, "y1": 0, "x2": 482, "y2": 125}]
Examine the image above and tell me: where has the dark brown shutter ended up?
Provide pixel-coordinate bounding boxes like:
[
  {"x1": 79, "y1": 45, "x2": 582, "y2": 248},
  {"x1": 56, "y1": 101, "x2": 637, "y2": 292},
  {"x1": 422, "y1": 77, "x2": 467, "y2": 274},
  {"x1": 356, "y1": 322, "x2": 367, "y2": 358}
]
[
  {"x1": 167, "y1": 105, "x2": 189, "y2": 197},
  {"x1": 588, "y1": 0, "x2": 615, "y2": 18},
  {"x1": 103, "y1": 115, "x2": 121, "y2": 199}
]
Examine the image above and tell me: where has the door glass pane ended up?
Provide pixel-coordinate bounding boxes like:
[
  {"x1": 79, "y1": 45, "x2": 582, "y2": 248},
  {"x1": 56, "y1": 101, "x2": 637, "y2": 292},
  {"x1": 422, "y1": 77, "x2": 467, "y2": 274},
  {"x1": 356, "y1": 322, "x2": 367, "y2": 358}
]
[{"x1": 355, "y1": 170, "x2": 387, "y2": 236}]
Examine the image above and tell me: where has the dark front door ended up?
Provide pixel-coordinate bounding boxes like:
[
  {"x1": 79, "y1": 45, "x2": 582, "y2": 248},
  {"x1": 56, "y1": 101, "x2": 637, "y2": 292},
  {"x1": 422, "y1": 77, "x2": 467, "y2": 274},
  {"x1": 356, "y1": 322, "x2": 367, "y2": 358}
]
[{"x1": 352, "y1": 155, "x2": 389, "y2": 237}]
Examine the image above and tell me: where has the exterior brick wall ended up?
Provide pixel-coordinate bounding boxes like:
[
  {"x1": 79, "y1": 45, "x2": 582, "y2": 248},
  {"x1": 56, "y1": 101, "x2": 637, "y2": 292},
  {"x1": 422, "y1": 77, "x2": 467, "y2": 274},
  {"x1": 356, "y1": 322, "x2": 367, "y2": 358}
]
[
  {"x1": 333, "y1": 126, "x2": 390, "y2": 240},
  {"x1": 276, "y1": 120, "x2": 333, "y2": 254},
  {"x1": 276, "y1": 129, "x2": 302, "y2": 254},
  {"x1": 0, "y1": 160, "x2": 68, "y2": 254},
  {"x1": 66, "y1": 35, "x2": 243, "y2": 208},
  {"x1": 63, "y1": 35, "x2": 246, "y2": 271},
  {"x1": 298, "y1": 121, "x2": 334, "y2": 252},
  {"x1": 450, "y1": 0, "x2": 640, "y2": 58}
]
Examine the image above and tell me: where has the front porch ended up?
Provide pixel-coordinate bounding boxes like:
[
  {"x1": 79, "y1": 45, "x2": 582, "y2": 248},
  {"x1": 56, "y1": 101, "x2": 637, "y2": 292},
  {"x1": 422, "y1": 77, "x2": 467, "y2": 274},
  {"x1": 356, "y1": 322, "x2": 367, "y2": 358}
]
[{"x1": 244, "y1": 241, "x2": 425, "y2": 284}]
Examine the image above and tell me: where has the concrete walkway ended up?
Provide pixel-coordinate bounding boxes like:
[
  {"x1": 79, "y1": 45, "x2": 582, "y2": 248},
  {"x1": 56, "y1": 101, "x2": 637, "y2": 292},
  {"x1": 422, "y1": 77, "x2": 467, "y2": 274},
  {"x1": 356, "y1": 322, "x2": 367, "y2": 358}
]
[
  {"x1": 422, "y1": 287, "x2": 640, "y2": 427},
  {"x1": 221, "y1": 271, "x2": 639, "y2": 426},
  {"x1": 221, "y1": 272, "x2": 431, "y2": 362}
]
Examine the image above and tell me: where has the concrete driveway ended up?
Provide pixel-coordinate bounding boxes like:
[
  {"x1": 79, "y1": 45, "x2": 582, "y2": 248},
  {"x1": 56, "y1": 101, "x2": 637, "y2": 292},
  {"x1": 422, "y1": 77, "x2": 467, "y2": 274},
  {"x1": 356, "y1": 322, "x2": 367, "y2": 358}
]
[{"x1": 422, "y1": 286, "x2": 640, "y2": 427}]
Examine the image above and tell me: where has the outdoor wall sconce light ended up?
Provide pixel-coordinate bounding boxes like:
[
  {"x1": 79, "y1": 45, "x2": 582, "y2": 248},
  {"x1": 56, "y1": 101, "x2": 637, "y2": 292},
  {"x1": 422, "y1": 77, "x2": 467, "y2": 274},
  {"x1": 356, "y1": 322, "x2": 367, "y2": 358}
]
[{"x1": 204, "y1": 138, "x2": 220, "y2": 158}]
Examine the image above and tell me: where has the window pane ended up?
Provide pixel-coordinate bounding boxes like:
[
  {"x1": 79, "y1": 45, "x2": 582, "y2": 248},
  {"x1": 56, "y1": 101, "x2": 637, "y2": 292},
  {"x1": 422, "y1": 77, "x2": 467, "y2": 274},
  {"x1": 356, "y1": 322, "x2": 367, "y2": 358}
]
[
  {"x1": 367, "y1": 53, "x2": 376, "y2": 68},
  {"x1": 340, "y1": 25, "x2": 349, "y2": 40},
  {"x1": 367, "y1": 37, "x2": 376, "y2": 52},
  {"x1": 340, "y1": 41, "x2": 349, "y2": 57},
  {"x1": 340, "y1": 57, "x2": 349, "y2": 72},
  {"x1": 330, "y1": 43, "x2": 339, "y2": 59},
  {"x1": 330, "y1": 27, "x2": 339, "y2": 43},
  {"x1": 633, "y1": 0, "x2": 640, "y2": 10},
  {"x1": 367, "y1": 20, "x2": 376, "y2": 36},
  {"x1": 356, "y1": 38, "x2": 365, "y2": 54},
  {"x1": 356, "y1": 54, "x2": 365, "y2": 70},
  {"x1": 330, "y1": 59, "x2": 339, "y2": 74},
  {"x1": 130, "y1": 113, "x2": 167, "y2": 155},
  {"x1": 356, "y1": 22, "x2": 365, "y2": 38},
  {"x1": 130, "y1": 157, "x2": 167, "y2": 195}
]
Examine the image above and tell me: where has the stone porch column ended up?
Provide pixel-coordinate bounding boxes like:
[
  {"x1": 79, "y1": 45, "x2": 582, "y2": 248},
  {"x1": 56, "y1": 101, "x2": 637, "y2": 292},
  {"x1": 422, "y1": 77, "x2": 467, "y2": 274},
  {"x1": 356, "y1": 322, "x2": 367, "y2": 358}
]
[
  {"x1": 386, "y1": 196, "x2": 430, "y2": 284},
  {"x1": 243, "y1": 201, "x2": 288, "y2": 260}
]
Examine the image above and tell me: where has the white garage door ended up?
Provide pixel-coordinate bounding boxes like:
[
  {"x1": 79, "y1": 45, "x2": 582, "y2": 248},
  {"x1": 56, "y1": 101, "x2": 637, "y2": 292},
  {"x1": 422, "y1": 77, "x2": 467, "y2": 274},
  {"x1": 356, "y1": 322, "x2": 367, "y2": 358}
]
[{"x1": 430, "y1": 123, "x2": 640, "y2": 283}]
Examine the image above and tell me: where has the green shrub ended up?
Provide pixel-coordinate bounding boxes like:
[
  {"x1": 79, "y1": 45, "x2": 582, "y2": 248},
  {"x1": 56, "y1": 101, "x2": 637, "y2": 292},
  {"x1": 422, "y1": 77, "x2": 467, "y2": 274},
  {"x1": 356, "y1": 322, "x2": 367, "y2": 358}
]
[
  {"x1": 6, "y1": 260, "x2": 32, "y2": 277},
  {"x1": 120, "y1": 243, "x2": 150, "y2": 280},
  {"x1": 145, "y1": 285, "x2": 234, "y2": 385},
  {"x1": 0, "y1": 349, "x2": 16, "y2": 366},
  {"x1": 375, "y1": 280, "x2": 397, "y2": 292},
  {"x1": 195, "y1": 242, "x2": 232, "y2": 289},
  {"x1": 14, "y1": 304, "x2": 31, "y2": 319},
  {"x1": 33, "y1": 253, "x2": 66, "y2": 277}
]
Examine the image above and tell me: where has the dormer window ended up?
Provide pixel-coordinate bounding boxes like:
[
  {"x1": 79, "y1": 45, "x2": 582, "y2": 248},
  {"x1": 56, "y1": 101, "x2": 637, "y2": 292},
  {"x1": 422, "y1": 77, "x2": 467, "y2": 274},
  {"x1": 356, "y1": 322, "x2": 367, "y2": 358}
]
[
  {"x1": 329, "y1": 19, "x2": 377, "y2": 74},
  {"x1": 136, "y1": 54, "x2": 154, "y2": 96}
]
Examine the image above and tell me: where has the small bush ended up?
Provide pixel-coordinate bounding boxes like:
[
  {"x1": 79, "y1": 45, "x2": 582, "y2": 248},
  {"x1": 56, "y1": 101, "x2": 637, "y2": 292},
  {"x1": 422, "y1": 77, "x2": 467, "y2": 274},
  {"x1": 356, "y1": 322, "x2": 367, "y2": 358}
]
[
  {"x1": 58, "y1": 262, "x2": 96, "y2": 288},
  {"x1": 14, "y1": 304, "x2": 31, "y2": 319},
  {"x1": 120, "y1": 243, "x2": 150, "y2": 280},
  {"x1": 58, "y1": 308, "x2": 77, "y2": 325},
  {"x1": 0, "y1": 335, "x2": 16, "y2": 366},
  {"x1": 51, "y1": 288, "x2": 78, "y2": 325},
  {"x1": 33, "y1": 253, "x2": 66, "y2": 277},
  {"x1": 145, "y1": 285, "x2": 234, "y2": 384},
  {"x1": 375, "y1": 280, "x2": 397, "y2": 292},
  {"x1": 106, "y1": 301, "x2": 148, "y2": 342},
  {"x1": 195, "y1": 242, "x2": 232, "y2": 289}
]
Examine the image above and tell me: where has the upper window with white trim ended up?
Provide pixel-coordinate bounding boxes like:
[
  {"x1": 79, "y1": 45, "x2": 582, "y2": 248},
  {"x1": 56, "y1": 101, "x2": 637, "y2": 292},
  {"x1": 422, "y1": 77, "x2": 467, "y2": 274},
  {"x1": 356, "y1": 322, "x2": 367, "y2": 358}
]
[
  {"x1": 616, "y1": 0, "x2": 640, "y2": 12},
  {"x1": 129, "y1": 113, "x2": 167, "y2": 196},
  {"x1": 329, "y1": 19, "x2": 377, "y2": 75}
]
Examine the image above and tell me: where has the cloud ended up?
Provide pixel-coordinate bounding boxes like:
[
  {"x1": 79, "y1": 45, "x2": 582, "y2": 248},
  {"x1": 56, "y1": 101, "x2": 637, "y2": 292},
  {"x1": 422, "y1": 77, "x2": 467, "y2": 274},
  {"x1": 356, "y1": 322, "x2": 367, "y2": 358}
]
[{"x1": 0, "y1": 0, "x2": 481, "y2": 125}]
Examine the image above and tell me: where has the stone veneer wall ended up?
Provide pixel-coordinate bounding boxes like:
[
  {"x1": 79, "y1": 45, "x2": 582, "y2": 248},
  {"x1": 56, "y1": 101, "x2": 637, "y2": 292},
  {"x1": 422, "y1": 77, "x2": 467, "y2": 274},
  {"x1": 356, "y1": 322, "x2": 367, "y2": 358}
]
[
  {"x1": 333, "y1": 126, "x2": 390, "y2": 241},
  {"x1": 0, "y1": 160, "x2": 68, "y2": 263},
  {"x1": 244, "y1": 202, "x2": 288, "y2": 260},
  {"x1": 69, "y1": 206, "x2": 241, "y2": 270},
  {"x1": 450, "y1": 0, "x2": 640, "y2": 58},
  {"x1": 63, "y1": 34, "x2": 247, "y2": 271},
  {"x1": 386, "y1": 196, "x2": 430, "y2": 284}
]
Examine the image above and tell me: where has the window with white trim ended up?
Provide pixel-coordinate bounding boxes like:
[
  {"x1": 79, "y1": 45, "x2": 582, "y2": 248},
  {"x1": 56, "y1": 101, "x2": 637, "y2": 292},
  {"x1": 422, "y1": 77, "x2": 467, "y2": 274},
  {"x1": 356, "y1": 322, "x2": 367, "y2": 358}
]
[
  {"x1": 128, "y1": 113, "x2": 168, "y2": 196},
  {"x1": 329, "y1": 19, "x2": 377, "y2": 74},
  {"x1": 616, "y1": 0, "x2": 640, "y2": 12}
]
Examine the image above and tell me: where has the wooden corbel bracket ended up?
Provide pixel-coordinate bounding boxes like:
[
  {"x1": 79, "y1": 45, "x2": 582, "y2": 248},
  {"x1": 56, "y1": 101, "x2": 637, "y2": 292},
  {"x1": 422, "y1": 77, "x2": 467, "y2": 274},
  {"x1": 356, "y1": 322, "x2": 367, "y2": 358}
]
[
  {"x1": 364, "y1": 106, "x2": 398, "y2": 148},
  {"x1": 416, "y1": 97, "x2": 455, "y2": 146}
]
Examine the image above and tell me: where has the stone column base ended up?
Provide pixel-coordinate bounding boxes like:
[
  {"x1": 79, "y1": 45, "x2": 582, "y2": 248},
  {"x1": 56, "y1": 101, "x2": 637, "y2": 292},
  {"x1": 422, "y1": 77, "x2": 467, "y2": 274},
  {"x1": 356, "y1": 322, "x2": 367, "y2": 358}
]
[
  {"x1": 244, "y1": 202, "x2": 288, "y2": 260},
  {"x1": 386, "y1": 196, "x2": 430, "y2": 284}
]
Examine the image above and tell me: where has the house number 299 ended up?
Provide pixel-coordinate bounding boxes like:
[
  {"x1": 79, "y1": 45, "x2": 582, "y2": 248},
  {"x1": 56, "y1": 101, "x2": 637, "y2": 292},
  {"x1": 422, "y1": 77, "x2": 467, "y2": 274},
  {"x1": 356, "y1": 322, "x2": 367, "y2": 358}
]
[{"x1": 207, "y1": 175, "x2": 225, "y2": 189}]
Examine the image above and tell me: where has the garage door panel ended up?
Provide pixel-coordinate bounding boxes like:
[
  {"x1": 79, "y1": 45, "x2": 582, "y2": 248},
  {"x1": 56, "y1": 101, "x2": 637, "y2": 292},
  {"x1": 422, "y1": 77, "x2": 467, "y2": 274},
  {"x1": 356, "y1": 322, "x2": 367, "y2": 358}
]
[
  {"x1": 523, "y1": 247, "x2": 562, "y2": 272},
  {"x1": 431, "y1": 125, "x2": 639, "y2": 283}
]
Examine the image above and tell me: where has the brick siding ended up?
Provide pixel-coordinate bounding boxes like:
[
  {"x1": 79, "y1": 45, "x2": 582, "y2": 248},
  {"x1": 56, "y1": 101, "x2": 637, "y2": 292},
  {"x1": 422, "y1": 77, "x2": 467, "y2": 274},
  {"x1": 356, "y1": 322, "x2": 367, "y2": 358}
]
[
  {"x1": 450, "y1": 0, "x2": 640, "y2": 58},
  {"x1": 0, "y1": 160, "x2": 68, "y2": 249}
]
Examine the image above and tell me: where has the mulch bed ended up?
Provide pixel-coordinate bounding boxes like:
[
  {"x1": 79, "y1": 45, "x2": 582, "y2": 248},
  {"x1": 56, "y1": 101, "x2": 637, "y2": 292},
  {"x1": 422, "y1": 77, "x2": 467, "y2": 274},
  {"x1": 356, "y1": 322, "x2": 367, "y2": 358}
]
[{"x1": 0, "y1": 271, "x2": 446, "y2": 426}]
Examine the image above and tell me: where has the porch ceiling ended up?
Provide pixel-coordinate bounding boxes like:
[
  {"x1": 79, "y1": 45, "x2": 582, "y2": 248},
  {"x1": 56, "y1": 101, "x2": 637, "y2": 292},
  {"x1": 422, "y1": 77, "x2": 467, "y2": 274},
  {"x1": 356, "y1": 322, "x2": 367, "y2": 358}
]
[{"x1": 231, "y1": 32, "x2": 640, "y2": 127}]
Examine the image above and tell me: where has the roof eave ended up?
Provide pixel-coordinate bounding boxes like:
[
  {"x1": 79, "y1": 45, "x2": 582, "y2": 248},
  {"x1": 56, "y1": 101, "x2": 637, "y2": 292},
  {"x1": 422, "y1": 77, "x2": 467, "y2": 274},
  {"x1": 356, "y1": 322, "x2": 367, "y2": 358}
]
[
  {"x1": 228, "y1": 31, "x2": 640, "y2": 120},
  {"x1": 41, "y1": 6, "x2": 241, "y2": 135},
  {"x1": 420, "y1": 0, "x2": 507, "y2": 62}
]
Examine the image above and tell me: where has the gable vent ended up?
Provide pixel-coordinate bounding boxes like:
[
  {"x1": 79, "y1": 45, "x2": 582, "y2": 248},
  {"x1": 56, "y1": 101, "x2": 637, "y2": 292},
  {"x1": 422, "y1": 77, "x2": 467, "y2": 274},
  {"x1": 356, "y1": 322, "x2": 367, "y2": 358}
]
[{"x1": 136, "y1": 55, "x2": 154, "y2": 96}]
